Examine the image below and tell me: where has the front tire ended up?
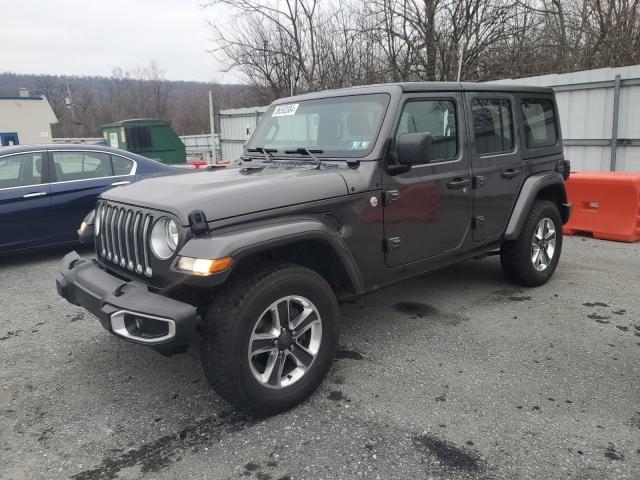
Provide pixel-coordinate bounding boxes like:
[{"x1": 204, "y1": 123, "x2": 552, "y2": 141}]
[
  {"x1": 200, "y1": 263, "x2": 339, "y2": 416},
  {"x1": 500, "y1": 200, "x2": 563, "y2": 287}
]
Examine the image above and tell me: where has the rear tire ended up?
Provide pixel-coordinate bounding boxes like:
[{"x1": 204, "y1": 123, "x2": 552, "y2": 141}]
[
  {"x1": 200, "y1": 263, "x2": 339, "y2": 417},
  {"x1": 500, "y1": 200, "x2": 563, "y2": 287}
]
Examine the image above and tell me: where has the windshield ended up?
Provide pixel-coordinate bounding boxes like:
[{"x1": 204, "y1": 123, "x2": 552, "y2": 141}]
[{"x1": 246, "y1": 93, "x2": 390, "y2": 158}]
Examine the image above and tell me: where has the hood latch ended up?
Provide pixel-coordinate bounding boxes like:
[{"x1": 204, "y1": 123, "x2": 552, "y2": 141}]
[{"x1": 188, "y1": 210, "x2": 209, "y2": 235}]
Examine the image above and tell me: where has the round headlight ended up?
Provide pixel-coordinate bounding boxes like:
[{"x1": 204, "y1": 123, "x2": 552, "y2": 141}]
[{"x1": 150, "y1": 217, "x2": 179, "y2": 260}]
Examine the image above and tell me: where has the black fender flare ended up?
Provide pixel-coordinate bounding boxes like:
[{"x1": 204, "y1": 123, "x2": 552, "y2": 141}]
[
  {"x1": 504, "y1": 172, "x2": 572, "y2": 241},
  {"x1": 175, "y1": 215, "x2": 364, "y2": 293}
]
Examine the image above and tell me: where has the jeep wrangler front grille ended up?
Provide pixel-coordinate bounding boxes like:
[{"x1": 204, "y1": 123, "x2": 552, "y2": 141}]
[{"x1": 95, "y1": 201, "x2": 154, "y2": 277}]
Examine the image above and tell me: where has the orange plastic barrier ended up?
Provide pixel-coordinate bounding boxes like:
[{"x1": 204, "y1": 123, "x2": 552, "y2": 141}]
[{"x1": 563, "y1": 172, "x2": 640, "y2": 242}]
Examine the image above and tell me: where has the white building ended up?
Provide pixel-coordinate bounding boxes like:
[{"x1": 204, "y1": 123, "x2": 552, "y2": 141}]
[{"x1": 0, "y1": 89, "x2": 58, "y2": 146}]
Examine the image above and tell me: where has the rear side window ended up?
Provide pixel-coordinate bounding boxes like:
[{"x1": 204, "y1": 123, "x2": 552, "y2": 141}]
[
  {"x1": 52, "y1": 152, "x2": 113, "y2": 182},
  {"x1": 396, "y1": 100, "x2": 458, "y2": 162},
  {"x1": 111, "y1": 155, "x2": 134, "y2": 176},
  {"x1": 472, "y1": 99, "x2": 514, "y2": 155},
  {"x1": 521, "y1": 98, "x2": 557, "y2": 148},
  {"x1": 0, "y1": 153, "x2": 44, "y2": 189}
]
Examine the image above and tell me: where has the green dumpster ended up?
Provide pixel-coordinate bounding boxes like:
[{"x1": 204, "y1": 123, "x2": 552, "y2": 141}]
[{"x1": 101, "y1": 118, "x2": 186, "y2": 164}]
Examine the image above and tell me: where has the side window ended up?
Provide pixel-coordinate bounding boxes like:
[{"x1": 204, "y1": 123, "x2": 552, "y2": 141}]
[
  {"x1": 0, "y1": 153, "x2": 45, "y2": 189},
  {"x1": 52, "y1": 152, "x2": 113, "y2": 182},
  {"x1": 522, "y1": 98, "x2": 557, "y2": 148},
  {"x1": 111, "y1": 155, "x2": 134, "y2": 176},
  {"x1": 396, "y1": 99, "x2": 458, "y2": 162},
  {"x1": 472, "y1": 98, "x2": 514, "y2": 155}
]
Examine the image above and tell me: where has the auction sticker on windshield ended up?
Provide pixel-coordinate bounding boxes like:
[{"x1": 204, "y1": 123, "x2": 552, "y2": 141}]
[{"x1": 272, "y1": 104, "x2": 299, "y2": 117}]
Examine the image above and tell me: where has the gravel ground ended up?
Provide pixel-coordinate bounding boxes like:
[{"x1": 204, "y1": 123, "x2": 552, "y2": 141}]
[{"x1": 1, "y1": 235, "x2": 639, "y2": 480}]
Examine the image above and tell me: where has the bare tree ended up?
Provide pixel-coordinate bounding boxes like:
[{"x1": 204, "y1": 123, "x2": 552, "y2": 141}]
[{"x1": 207, "y1": 0, "x2": 640, "y2": 95}]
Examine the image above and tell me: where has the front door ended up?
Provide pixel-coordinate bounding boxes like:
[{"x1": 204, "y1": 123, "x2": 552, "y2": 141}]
[
  {"x1": 382, "y1": 93, "x2": 471, "y2": 267},
  {"x1": 0, "y1": 151, "x2": 52, "y2": 251},
  {"x1": 466, "y1": 93, "x2": 523, "y2": 241}
]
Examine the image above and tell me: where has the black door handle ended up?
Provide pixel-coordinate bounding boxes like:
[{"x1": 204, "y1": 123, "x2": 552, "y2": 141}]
[
  {"x1": 501, "y1": 169, "x2": 521, "y2": 179},
  {"x1": 446, "y1": 178, "x2": 471, "y2": 189}
]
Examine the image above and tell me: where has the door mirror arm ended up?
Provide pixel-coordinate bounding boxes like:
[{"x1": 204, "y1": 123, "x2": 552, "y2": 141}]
[
  {"x1": 383, "y1": 140, "x2": 412, "y2": 176},
  {"x1": 386, "y1": 163, "x2": 411, "y2": 176}
]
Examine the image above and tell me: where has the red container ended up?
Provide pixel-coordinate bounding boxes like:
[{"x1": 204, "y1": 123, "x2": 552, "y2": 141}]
[{"x1": 563, "y1": 172, "x2": 640, "y2": 242}]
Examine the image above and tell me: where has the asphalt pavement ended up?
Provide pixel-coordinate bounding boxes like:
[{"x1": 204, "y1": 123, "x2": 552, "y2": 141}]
[{"x1": 1, "y1": 236, "x2": 639, "y2": 480}]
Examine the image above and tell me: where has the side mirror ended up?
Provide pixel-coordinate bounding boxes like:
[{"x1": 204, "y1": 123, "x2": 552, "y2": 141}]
[{"x1": 397, "y1": 132, "x2": 434, "y2": 165}]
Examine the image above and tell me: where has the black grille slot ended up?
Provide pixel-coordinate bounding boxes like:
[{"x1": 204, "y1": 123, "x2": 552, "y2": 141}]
[{"x1": 96, "y1": 201, "x2": 154, "y2": 277}]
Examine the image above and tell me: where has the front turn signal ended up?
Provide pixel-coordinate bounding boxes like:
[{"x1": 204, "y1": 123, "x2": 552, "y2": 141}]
[{"x1": 176, "y1": 256, "x2": 233, "y2": 276}]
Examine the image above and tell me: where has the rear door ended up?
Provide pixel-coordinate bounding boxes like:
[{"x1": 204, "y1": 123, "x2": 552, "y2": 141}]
[
  {"x1": 382, "y1": 92, "x2": 471, "y2": 267},
  {"x1": 0, "y1": 150, "x2": 52, "y2": 251},
  {"x1": 466, "y1": 93, "x2": 523, "y2": 241},
  {"x1": 48, "y1": 150, "x2": 134, "y2": 243}
]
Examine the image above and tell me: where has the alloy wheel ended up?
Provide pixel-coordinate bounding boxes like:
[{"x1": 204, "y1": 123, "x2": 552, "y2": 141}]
[
  {"x1": 531, "y1": 217, "x2": 556, "y2": 271},
  {"x1": 247, "y1": 295, "x2": 322, "y2": 389}
]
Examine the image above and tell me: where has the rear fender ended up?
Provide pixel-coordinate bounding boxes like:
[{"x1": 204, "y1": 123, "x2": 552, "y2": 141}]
[{"x1": 504, "y1": 172, "x2": 571, "y2": 240}]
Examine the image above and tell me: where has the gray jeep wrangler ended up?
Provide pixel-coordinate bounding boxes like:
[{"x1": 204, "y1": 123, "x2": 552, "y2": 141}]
[{"x1": 56, "y1": 83, "x2": 571, "y2": 416}]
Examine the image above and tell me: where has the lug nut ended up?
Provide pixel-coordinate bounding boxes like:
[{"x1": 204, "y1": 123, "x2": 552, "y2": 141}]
[
  {"x1": 281, "y1": 328, "x2": 286, "y2": 333},
  {"x1": 274, "y1": 339, "x2": 279, "y2": 346},
  {"x1": 289, "y1": 345, "x2": 295, "y2": 352}
]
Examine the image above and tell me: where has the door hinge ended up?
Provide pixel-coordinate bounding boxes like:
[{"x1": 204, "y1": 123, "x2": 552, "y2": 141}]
[
  {"x1": 383, "y1": 190, "x2": 400, "y2": 207},
  {"x1": 472, "y1": 216, "x2": 486, "y2": 229},
  {"x1": 472, "y1": 176, "x2": 485, "y2": 189},
  {"x1": 384, "y1": 237, "x2": 401, "y2": 253}
]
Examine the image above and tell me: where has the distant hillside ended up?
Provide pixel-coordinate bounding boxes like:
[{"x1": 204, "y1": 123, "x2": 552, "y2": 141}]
[{"x1": 0, "y1": 71, "x2": 260, "y2": 137}]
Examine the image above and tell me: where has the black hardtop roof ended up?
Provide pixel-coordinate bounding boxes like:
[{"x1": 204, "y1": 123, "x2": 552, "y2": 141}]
[{"x1": 272, "y1": 81, "x2": 553, "y2": 104}]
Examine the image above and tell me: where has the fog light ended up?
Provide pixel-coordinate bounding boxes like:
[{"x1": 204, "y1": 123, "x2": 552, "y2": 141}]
[{"x1": 177, "y1": 256, "x2": 233, "y2": 275}]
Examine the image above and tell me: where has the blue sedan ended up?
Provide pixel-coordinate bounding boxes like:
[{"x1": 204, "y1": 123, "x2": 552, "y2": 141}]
[{"x1": 0, "y1": 144, "x2": 182, "y2": 253}]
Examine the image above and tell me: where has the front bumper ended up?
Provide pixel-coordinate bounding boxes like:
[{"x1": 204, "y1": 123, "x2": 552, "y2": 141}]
[{"x1": 56, "y1": 251, "x2": 198, "y2": 349}]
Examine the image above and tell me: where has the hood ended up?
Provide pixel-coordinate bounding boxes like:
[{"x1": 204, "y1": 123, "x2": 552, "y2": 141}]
[{"x1": 102, "y1": 164, "x2": 349, "y2": 225}]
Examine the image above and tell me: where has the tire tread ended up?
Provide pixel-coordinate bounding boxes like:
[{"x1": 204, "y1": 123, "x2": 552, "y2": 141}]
[
  {"x1": 500, "y1": 200, "x2": 562, "y2": 287},
  {"x1": 200, "y1": 262, "x2": 337, "y2": 416}
]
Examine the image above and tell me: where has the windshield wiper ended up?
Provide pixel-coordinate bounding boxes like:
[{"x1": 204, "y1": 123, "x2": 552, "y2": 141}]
[
  {"x1": 284, "y1": 147, "x2": 323, "y2": 169},
  {"x1": 247, "y1": 147, "x2": 277, "y2": 163}
]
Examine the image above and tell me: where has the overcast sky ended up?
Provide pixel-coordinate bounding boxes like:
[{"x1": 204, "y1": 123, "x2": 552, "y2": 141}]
[{"x1": 0, "y1": 0, "x2": 240, "y2": 83}]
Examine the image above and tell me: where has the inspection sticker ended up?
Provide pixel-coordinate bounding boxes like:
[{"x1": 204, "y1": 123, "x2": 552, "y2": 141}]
[
  {"x1": 349, "y1": 141, "x2": 370, "y2": 150},
  {"x1": 272, "y1": 103, "x2": 299, "y2": 117}
]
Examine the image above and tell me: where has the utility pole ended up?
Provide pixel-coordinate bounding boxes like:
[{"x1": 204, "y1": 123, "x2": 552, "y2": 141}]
[
  {"x1": 456, "y1": 44, "x2": 464, "y2": 82},
  {"x1": 208, "y1": 90, "x2": 216, "y2": 164},
  {"x1": 65, "y1": 84, "x2": 78, "y2": 138}
]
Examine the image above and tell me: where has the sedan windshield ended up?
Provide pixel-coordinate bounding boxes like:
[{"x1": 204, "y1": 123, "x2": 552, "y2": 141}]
[{"x1": 246, "y1": 93, "x2": 390, "y2": 158}]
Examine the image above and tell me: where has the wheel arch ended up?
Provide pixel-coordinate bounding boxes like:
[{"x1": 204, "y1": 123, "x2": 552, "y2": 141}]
[
  {"x1": 177, "y1": 215, "x2": 364, "y2": 297},
  {"x1": 504, "y1": 172, "x2": 571, "y2": 241}
]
